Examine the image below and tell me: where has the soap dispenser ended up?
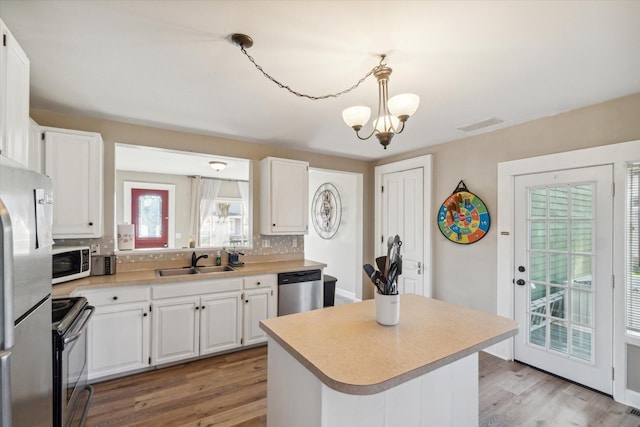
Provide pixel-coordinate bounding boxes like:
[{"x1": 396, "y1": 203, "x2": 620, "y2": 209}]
[{"x1": 215, "y1": 251, "x2": 222, "y2": 266}]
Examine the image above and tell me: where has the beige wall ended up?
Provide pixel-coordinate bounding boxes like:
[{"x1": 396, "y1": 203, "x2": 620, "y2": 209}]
[{"x1": 375, "y1": 93, "x2": 640, "y2": 312}]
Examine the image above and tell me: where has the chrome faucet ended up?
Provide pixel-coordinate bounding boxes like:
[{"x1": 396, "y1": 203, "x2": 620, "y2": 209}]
[{"x1": 191, "y1": 251, "x2": 209, "y2": 268}]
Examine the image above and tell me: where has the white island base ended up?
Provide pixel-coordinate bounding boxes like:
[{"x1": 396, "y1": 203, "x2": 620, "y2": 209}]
[{"x1": 267, "y1": 338, "x2": 479, "y2": 427}]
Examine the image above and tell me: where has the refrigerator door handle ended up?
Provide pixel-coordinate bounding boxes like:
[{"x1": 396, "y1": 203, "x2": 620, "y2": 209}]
[
  {"x1": 0, "y1": 198, "x2": 15, "y2": 350},
  {"x1": 0, "y1": 350, "x2": 12, "y2": 427}
]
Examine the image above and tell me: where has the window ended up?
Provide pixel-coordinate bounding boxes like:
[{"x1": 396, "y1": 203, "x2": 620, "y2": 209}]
[
  {"x1": 199, "y1": 198, "x2": 249, "y2": 247},
  {"x1": 627, "y1": 164, "x2": 640, "y2": 333}
]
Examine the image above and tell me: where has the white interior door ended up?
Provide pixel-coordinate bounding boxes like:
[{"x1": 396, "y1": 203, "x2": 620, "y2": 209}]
[
  {"x1": 382, "y1": 168, "x2": 424, "y2": 295},
  {"x1": 514, "y1": 165, "x2": 613, "y2": 394}
]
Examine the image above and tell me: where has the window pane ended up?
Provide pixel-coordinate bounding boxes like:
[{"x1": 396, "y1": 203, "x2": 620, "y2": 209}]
[
  {"x1": 530, "y1": 252, "x2": 546, "y2": 282},
  {"x1": 549, "y1": 187, "x2": 568, "y2": 217},
  {"x1": 549, "y1": 221, "x2": 568, "y2": 251},
  {"x1": 530, "y1": 314, "x2": 546, "y2": 347},
  {"x1": 571, "y1": 289, "x2": 593, "y2": 326},
  {"x1": 571, "y1": 221, "x2": 592, "y2": 253},
  {"x1": 627, "y1": 164, "x2": 640, "y2": 332},
  {"x1": 530, "y1": 221, "x2": 546, "y2": 250},
  {"x1": 571, "y1": 255, "x2": 592, "y2": 289},
  {"x1": 137, "y1": 195, "x2": 162, "y2": 238},
  {"x1": 571, "y1": 327, "x2": 592, "y2": 362},
  {"x1": 530, "y1": 283, "x2": 546, "y2": 315},
  {"x1": 549, "y1": 320, "x2": 568, "y2": 354},
  {"x1": 530, "y1": 189, "x2": 547, "y2": 218},
  {"x1": 550, "y1": 286, "x2": 566, "y2": 319},
  {"x1": 571, "y1": 185, "x2": 592, "y2": 218},
  {"x1": 549, "y1": 253, "x2": 567, "y2": 285}
]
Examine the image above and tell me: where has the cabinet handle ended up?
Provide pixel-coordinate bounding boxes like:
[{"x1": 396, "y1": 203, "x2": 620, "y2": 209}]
[
  {"x1": 256, "y1": 281, "x2": 261, "y2": 286},
  {"x1": 89, "y1": 222, "x2": 94, "y2": 226},
  {"x1": 195, "y1": 306, "x2": 200, "y2": 310},
  {"x1": 201, "y1": 305, "x2": 205, "y2": 310},
  {"x1": 272, "y1": 224, "x2": 276, "y2": 227},
  {"x1": 143, "y1": 313, "x2": 147, "y2": 317},
  {"x1": 112, "y1": 296, "x2": 118, "y2": 301},
  {"x1": 245, "y1": 300, "x2": 249, "y2": 303}
]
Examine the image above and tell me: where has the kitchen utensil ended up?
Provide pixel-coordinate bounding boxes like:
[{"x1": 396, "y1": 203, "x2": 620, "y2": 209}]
[
  {"x1": 363, "y1": 264, "x2": 376, "y2": 282},
  {"x1": 384, "y1": 236, "x2": 394, "y2": 279},
  {"x1": 375, "y1": 256, "x2": 386, "y2": 275}
]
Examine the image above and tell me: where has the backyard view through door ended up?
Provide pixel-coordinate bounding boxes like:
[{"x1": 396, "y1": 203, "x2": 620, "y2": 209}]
[{"x1": 514, "y1": 165, "x2": 613, "y2": 394}]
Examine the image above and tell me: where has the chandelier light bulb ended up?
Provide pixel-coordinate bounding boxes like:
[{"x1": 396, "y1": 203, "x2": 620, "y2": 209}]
[
  {"x1": 388, "y1": 94, "x2": 420, "y2": 121},
  {"x1": 373, "y1": 115, "x2": 401, "y2": 133},
  {"x1": 342, "y1": 106, "x2": 371, "y2": 130}
]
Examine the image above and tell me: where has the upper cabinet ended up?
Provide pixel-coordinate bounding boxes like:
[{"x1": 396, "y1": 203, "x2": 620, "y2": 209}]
[
  {"x1": 44, "y1": 127, "x2": 104, "y2": 238},
  {"x1": 260, "y1": 157, "x2": 309, "y2": 235},
  {"x1": 0, "y1": 18, "x2": 30, "y2": 167}
]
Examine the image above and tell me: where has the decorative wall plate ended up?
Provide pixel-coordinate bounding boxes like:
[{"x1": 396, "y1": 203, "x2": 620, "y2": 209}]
[
  {"x1": 311, "y1": 182, "x2": 342, "y2": 239},
  {"x1": 437, "y1": 180, "x2": 490, "y2": 244}
]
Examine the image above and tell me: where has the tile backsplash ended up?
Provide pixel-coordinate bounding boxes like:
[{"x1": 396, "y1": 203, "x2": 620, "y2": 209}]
[{"x1": 54, "y1": 234, "x2": 304, "y2": 266}]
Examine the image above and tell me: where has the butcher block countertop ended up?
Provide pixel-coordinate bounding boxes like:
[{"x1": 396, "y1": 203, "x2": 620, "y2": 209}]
[
  {"x1": 52, "y1": 259, "x2": 326, "y2": 297},
  {"x1": 260, "y1": 294, "x2": 518, "y2": 395}
]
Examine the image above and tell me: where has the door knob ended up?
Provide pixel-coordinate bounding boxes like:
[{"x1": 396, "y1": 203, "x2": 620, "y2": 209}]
[
  {"x1": 518, "y1": 266, "x2": 526, "y2": 272},
  {"x1": 516, "y1": 279, "x2": 526, "y2": 286}
]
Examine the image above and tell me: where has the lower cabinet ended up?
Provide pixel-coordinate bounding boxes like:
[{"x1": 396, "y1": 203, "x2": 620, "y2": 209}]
[
  {"x1": 76, "y1": 286, "x2": 151, "y2": 381},
  {"x1": 78, "y1": 272, "x2": 280, "y2": 380},
  {"x1": 152, "y1": 291, "x2": 243, "y2": 365}
]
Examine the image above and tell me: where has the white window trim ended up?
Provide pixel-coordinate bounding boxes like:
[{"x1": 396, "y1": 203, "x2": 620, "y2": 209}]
[
  {"x1": 496, "y1": 139, "x2": 640, "y2": 407},
  {"x1": 123, "y1": 181, "x2": 176, "y2": 249}
]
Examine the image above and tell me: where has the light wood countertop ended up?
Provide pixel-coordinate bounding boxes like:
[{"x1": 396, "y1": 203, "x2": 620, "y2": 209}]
[
  {"x1": 260, "y1": 294, "x2": 518, "y2": 395},
  {"x1": 52, "y1": 259, "x2": 326, "y2": 297}
]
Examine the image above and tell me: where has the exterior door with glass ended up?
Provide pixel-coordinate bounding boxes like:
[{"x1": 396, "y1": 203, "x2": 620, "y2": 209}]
[{"x1": 514, "y1": 165, "x2": 613, "y2": 394}]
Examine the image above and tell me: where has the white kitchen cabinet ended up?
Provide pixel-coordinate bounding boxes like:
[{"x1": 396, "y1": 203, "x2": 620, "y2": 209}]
[
  {"x1": 152, "y1": 296, "x2": 200, "y2": 365},
  {"x1": 0, "y1": 19, "x2": 30, "y2": 167},
  {"x1": 243, "y1": 274, "x2": 277, "y2": 345},
  {"x1": 260, "y1": 157, "x2": 309, "y2": 235},
  {"x1": 44, "y1": 127, "x2": 104, "y2": 238},
  {"x1": 28, "y1": 118, "x2": 43, "y2": 173},
  {"x1": 152, "y1": 291, "x2": 243, "y2": 364},
  {"x1": 200, "y1": 292, "x2": 243, "y2": 355},
  {"x1": 75, "y1": 286, "x2": 151, "y2": 381}
]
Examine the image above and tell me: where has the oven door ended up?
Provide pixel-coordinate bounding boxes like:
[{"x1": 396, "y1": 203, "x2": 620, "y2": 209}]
[{"x1": 59, "y1": 305, "x2": 94, "y2": 427}]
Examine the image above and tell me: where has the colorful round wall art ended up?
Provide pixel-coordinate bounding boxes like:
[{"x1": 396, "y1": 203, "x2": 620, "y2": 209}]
[
  {"x1": 311, "y1": 182, "x2": 342, "y2": 239},
  {"x1": 437, "y1": 181, "x2": 490, "y2": 244}
]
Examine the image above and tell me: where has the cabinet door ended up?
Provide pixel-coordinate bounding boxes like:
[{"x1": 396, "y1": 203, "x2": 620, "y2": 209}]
[
  {"x1": 87, "y1": 302, "x2": 150, "y2": 381},
  {"x1": 152, "y1": 297, "x2": 199, "y2": 365},
  {"x1": 261, "y1": 157, "x2": 309, "y2": 235},
  {"x1": 243, "y1": 288, "x2": 274, "y2": 346},
  {"x1": 0, "y1": 20, "x2": 30, "y2": 166},
  {"x1": 200, "y1": 292, "x2": 242, "y2": 355},
  {"x1": 44, "y1": 129, "x2": 103, "y2": 238}
]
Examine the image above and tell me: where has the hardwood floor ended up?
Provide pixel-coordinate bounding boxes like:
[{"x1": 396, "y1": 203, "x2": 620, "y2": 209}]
[{"x1": 85, "y1": 346, "x2": 640, "y2": 427}]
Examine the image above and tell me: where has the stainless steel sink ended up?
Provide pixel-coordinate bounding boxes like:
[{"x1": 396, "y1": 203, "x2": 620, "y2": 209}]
[
  {"x1": 197, "y1": 265, "x2": 235, "y2": 274},
  {"x1": 157, "y1": 267, "x2": 199, "y2": 277},
  {"x1": 156, "y1": 265, "x2": 235, "y2": 277}
]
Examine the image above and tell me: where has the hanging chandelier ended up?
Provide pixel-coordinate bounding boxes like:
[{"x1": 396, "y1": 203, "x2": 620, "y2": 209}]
[{"x1": 231, "y1": 34, "x2": 419, "y2": 149}]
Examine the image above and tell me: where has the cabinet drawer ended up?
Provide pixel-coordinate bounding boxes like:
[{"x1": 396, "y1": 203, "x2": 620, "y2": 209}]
[
  {"x1": 76, "y1": 286, "x2": 149, "y2": 306},
  {"x1": 151, "y1": 278, "x2": 243, "y2": 300},
  {"x1": 243, "y1": 274, "x2": 276, "y2": 290}
]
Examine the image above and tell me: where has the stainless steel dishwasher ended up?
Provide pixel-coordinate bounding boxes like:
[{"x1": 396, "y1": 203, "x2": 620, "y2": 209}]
[{"x1": 278, "y1": 269, "x2": 323, "y2": 315}]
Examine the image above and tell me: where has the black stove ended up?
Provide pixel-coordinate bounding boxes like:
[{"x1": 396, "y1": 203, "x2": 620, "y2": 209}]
[{"x1": 52, "y1": 296, "x2": 94, "y2": 427}]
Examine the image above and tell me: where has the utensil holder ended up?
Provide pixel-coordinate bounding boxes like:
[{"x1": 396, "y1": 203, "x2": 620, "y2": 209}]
[{"x1": 375, "y1": 292, "x2": 400, "y2": 326}]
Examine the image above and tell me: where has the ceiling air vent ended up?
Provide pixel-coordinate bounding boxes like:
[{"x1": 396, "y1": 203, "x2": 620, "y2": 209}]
[{"x1": 457, "y1": 117, "x2": 504, "y2": 133}]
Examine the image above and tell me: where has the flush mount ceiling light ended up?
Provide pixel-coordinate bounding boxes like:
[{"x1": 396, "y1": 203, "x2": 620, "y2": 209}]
[
  {"x1": 231, "y1": 33, "x2": 419, "y2": 149},
  {"x1": 209, "y1": 161, "x2": 227, "y2": 171}
]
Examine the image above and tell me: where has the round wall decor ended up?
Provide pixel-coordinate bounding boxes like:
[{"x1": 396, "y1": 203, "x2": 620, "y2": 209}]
[
  {"x1": 311, "y1": 182, "x2": 342, "y2": 239},
  {"x1": 437, "y1": 180, "x2": 490, "y2": 244}
]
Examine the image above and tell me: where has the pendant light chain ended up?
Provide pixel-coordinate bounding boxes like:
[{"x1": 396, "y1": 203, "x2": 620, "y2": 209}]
[{"x1": 239, "y1": 44, "x2": 380, "y2": 100}]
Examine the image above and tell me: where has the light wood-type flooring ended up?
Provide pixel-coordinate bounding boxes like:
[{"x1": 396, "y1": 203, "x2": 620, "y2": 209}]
[{"x1": 85, "y1": 346, "x2": 640, "y2": 427}]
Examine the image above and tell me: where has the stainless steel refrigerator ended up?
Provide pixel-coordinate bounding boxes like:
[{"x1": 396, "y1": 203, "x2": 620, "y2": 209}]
[{"x1": 1, "y1": 155, "x2": 54, "y2": 426}]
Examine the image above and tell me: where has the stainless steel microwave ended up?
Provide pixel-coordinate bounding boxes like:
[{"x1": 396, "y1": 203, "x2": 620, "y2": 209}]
[{"x1": 52, "y1": 246, "x2": 91, "y2": 284}]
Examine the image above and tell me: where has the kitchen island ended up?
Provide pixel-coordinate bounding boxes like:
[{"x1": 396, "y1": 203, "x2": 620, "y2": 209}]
[{"x1": 259, "y1": 294, "x2": 518, "y2": 427}]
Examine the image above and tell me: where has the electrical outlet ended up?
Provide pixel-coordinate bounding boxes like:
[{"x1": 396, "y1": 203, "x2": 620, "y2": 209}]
[
  {"x1": 262, "y1": 239, "x2": 270, "y2": 248},
  {"x1": 90, "y1": 243, "x2": 100, "y2": 255}
]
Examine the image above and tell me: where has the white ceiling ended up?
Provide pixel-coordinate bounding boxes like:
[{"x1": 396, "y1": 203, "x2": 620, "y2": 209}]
[{"x1": 2, "y1": 1, "x2": 640, "y2": 161}]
